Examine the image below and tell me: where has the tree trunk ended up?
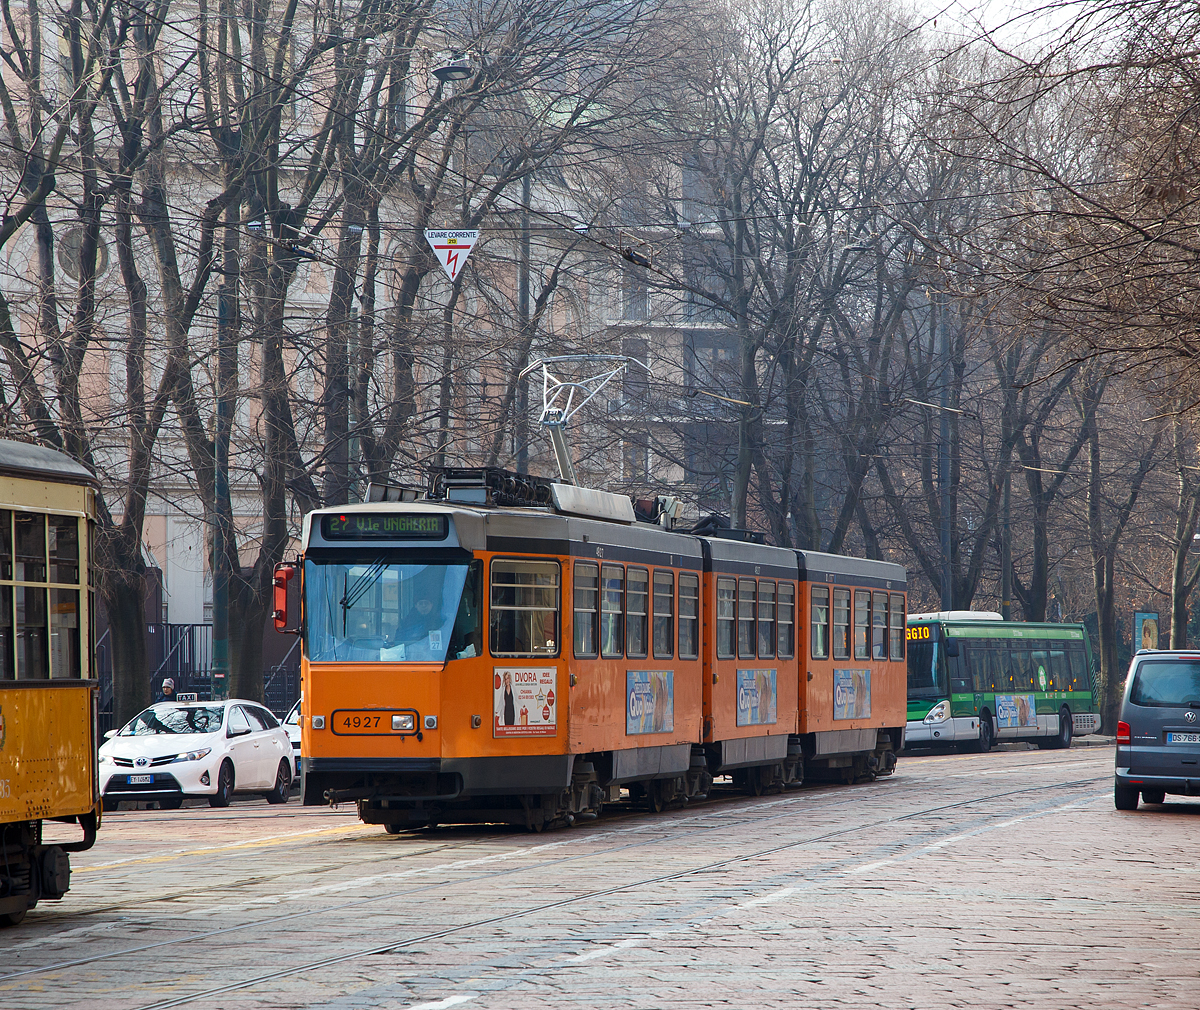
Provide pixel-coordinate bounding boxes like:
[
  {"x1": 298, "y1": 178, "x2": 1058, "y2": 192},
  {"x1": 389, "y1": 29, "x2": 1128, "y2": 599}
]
[{"x1": 105, "y1": 576, "x2": 150, "y2": 726}]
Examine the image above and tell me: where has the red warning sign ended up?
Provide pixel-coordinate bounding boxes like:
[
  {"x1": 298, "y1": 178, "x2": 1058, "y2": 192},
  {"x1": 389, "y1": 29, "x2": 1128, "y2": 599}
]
[{"x1": 425, "y1": 229, "x2": 479, "y2": 282}]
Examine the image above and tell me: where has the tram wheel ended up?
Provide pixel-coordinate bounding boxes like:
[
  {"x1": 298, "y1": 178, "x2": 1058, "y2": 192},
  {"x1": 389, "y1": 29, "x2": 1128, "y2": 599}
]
[
  {"x1": 384, "y1": 823, "x2": 403, "y2": 835},
  {"x1": 0, "y1": 908, "x2": 27, "y2": 927},
  {"x1": 648, "y1": 781, "x2": 667, "y2": 813}
]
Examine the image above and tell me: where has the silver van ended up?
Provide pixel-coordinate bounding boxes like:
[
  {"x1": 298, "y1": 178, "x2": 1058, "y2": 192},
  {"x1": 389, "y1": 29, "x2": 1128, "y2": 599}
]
[{"x1": 1115, "y1": 651, "x2": 1200, "y2": 809}]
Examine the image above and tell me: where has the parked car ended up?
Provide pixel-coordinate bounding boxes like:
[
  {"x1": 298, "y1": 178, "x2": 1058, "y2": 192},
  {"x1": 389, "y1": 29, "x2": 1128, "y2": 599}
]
[
  {"x1": 1115, "y1": 650, "x2": 1200, "y2": 810},
  {"x1": 284, "y1": 698, "x2": 302, "y2": 779},
  {"x1": 99, "y1": 699, "x2": 293, "y2": 810}
]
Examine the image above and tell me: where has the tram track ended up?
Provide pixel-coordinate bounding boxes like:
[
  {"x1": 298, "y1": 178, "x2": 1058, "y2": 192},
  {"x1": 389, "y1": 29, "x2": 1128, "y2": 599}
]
[{"x1": 0, "y1": 760, "x2": 1109, "y2": 1005}]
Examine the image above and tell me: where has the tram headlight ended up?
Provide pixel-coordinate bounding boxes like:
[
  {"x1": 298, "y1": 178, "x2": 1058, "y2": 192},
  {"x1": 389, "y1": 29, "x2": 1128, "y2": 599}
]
[
  {"x1": 392, "y1": 714, "x2": 415, "y2": 732},
  {"x1": 923, "y1": 701, "x2": 950, "y2": 725},
  {"x1": 172, "y1": 748, "x2": 212, "y2": 763}
]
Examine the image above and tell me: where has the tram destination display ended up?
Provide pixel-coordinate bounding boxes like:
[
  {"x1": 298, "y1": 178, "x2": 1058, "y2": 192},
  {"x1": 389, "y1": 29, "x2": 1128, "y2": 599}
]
[{"x1": 321, "y1": 513, "x2": 448, "y2": 540}]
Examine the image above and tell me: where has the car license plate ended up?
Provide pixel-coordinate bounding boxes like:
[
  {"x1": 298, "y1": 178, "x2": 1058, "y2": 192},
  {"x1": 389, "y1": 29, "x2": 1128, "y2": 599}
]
[
  {"x1": 1167, "y1": 732, "x2": 1200, "y2": 744},
  {"x1": 128, "y1": 774, "x2": 153, "y2": 784}
]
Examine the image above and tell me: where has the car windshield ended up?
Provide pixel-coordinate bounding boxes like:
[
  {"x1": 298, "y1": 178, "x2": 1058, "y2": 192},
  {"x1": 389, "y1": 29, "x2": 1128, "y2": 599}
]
[
  {"x1": 305, "y1": 559, "x2": 481, "y2": 663},
  {"x1": 285, "y1": 702, "x2": 300, "y2": 726},
  {"x1": 1130, "y1": 661, "x2": 1200, "y2": 707},
  {"x1": 120, "y1": 705, "x2": 225, "y2": 735}
]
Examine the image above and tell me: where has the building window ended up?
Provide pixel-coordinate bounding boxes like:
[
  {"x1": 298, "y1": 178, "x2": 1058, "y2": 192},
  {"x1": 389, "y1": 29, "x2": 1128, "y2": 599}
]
[{"x1": 622, "y1": 269, "x2": 648, "y2": 321}]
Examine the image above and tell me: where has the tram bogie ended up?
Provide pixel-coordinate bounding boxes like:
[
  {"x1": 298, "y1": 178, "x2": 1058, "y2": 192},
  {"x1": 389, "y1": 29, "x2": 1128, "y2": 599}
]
[{"x1": 290, "y1": 468, "x2": 908, "y2": 831}]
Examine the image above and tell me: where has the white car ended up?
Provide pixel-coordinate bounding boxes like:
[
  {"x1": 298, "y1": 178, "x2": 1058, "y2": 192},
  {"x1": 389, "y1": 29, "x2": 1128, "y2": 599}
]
[
  {"x1": 99, "y1": 699, "x2": 293, "y2": 810},
  {"x1": 283, "y1": 698, "x2": 302, "y2": 778}
]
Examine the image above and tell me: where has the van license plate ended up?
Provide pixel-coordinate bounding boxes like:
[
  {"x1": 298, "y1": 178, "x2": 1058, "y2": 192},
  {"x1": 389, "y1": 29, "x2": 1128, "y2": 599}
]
[
  {"x1": 128, "y1": 774, "x2": 153, "y2": 784},
  {"x1": 1167, "y1": 733, "x2": 1200, "y2": 744}
]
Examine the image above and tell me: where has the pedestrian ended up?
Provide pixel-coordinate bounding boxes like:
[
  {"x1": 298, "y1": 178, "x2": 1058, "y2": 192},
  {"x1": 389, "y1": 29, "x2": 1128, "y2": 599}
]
[{"x1": 155, "y1": 678, "x2": 176, "y2": 703}]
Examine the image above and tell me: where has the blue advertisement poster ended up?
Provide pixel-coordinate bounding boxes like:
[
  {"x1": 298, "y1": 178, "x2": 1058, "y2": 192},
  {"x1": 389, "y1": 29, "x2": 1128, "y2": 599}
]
[
  {"x1": 736, "y1": 669, "x2": 777, "y2": 726},
  {"x1": 626, "y1": 670, "x2": 674, "y2": 735},
  {"x1": 995, "y1": 694, "x2": 1038, "y2": 729},
  {"x1": 833, "y1": 669, "x2": 871, "y2": 720}
]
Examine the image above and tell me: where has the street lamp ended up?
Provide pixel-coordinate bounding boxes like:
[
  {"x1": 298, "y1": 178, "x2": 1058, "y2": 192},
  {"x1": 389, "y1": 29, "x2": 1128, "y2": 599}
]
[{"x1": 433, "y1": 54, "x2": 472, "y2": 83}]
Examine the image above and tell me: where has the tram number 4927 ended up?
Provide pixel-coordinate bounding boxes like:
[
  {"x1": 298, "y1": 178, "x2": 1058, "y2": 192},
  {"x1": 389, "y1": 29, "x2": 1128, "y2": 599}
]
[{"x1": 343, "y1": 715, "x2": 381, "y2": 730}]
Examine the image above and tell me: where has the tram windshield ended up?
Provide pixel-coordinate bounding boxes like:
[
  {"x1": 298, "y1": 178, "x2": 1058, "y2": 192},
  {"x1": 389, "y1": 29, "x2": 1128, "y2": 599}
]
[{"x1": 304, "y1": 559, "x2": 482, "y2": 663}]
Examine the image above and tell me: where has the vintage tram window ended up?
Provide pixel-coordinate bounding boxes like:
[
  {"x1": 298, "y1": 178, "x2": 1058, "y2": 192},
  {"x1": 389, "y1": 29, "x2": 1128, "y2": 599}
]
[
  {"x1": 777, "y1": 583, "x2": 795, "y2": 658},
  {"x1": 573, "y1": 562, "x2": 600, "y2": 658},
  {"x1": 49, "y1": 515, "x2": 80, "y2": 584},
  {"x1": 626, "y1": 567, "x2": 649, "y2": 659},
  {"x1": 653, "y1": 570, "x2": 674, "y2": 660},
  {"x1": 50, "y1": 588, "x2": 81, "y2": 678},
  {"x1": 679, "y1": 573, "x2": 700, "y2": 660},
  {"x1": 832, "y1": 588, "x2": 851, "y2": 659},
  {"x1": 716, "y1": 577, "x2": 736, "y2": 659},
  {"x1": 738, "y1": 579, "x2": 756, "y2": 659},
  {"x1": 0, "y1": 509, "x2": 11, "y2": 579},
  {"x1": 853, "y1": 590, "x2": 870, "y2": 660},
  {"x1": 889, "y1": 593, "x2": 905, "y2": 660},
  {"x1": 871, "y1": 591, "x2": 887, "y2": 661},
  {"x1": 489, "y1": 559, "x2": 560, "y2": 658},
  {"x1": 0, "y1": 584, "x2": 12, "y2": 678},
  {"x1": 810, "y1": 585, "x2": 829, "y2": 659},
  {"x1": 15, "y1": 511, "x2": 46, "y2": 582},
  {"x1": 17, "y1": 584, "x2": 49, "y2": 678},
  {"x1": 449, "y1": 560, "x2": 484, "y2": 660},
  {"x1": 600, "y1": 564, "x2": 624, "y2": 658},
  {"x1": 757, "y1": 580, "x2": 776, "y2": 659}
]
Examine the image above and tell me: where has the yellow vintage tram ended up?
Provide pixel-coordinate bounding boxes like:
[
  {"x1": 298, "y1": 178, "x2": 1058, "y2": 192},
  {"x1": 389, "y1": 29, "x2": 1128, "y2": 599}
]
[{"x1": 0, "y1": 440, "x2": 100, "y2": 926}]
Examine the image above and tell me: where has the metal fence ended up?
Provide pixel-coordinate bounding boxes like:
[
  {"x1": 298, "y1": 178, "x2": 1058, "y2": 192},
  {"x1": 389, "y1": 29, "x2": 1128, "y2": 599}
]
[{"x1": 97, "y1": 623, "x2": 301, "y2": 733}]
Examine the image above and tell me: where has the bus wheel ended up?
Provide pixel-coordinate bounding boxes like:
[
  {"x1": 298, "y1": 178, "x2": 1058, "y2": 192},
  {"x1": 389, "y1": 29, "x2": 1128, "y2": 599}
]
[
  {"x1": 973, "y1": 713, "x2": 993, "y2": 753},
  {"x1": 1054, "y1": 707, "x2": 1073, "y2": 749}
]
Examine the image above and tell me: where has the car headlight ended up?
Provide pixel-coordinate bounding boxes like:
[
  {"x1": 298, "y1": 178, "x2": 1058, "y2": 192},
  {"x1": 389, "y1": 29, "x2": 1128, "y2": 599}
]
[
  {"x1": 923, "y1": 701, "x2": 950, "y2": 724},
  {"x1": 172, "y1": 748, "x2": 212, "y2": 763}
]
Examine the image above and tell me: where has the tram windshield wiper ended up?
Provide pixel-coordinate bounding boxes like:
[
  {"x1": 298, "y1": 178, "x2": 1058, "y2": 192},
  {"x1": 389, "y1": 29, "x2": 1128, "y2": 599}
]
[{"x1": 339, "y1": 554, "x2": 389, "y2": 634}]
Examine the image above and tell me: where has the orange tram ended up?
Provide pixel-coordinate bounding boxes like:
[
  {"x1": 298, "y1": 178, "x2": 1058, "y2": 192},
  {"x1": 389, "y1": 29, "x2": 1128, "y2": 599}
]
[{"x1": 277, "y1": 469, "x2": 908, "y2": 831}]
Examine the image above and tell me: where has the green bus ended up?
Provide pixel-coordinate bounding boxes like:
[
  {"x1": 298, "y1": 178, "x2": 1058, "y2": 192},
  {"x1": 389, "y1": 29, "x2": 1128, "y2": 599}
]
[{"x1": 906, "y1": 611, "x2": 1101, "y2": 752}]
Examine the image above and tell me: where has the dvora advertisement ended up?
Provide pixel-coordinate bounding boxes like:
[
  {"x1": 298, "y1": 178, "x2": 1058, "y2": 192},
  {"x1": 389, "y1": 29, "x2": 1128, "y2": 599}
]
[{"x1": 494, "y1": 667, "x2": 557, "y2": 737}]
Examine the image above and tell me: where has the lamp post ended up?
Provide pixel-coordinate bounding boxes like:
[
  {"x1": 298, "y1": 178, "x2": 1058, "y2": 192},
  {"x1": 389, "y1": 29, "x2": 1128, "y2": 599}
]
[{"x1": 433, "y1": 55, "x2": 473, "y2": 221}]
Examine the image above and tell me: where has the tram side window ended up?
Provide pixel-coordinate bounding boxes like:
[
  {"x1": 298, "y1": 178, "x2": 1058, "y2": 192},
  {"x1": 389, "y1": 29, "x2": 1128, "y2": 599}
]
[
  {"x1": 449, "y1": 560, "x2": 484, "y2": 660},
  {"x1": 889, "y1": 594, "x2": 905, "y2": 660},
  {"x1": 832, "y1": 588, "x2": 851, "y2": 660},
  {"x1": 574, "y1": 562, "x2": 599, "y2": 658},
  {"x1": 777, "y1": 583, "x2": 795, "y2": 659},
  {"x1": 0, "y1": 509, "x2": 11, "y2": 578},
  {"x1": 0, "y1": 584, "x2": 12, "y2": 679},
  {"x1": 871, "y1": 591, "x2": 887, "y2": 661},
  {"x1": 627, "y1": 567, "x2": 649, "y2": 659},
  {"x1": 653, "y1": 570, "x2": 674, "y2": 660},
  {"x1": 50, "y1": 588, "x2": 81, "y2": 679},
  {"x1": 601, "y1": 565, "x2": 624, "y2": 658},
  {"x1": 716, "y1": 577, "x2": 736, "y2": 659},
  {"x1": 679, "y1": 573, "x2": 700, "y2": 660},
  {"x1": 17, "y1": 585, "x2": 48, "y2": 678},
  {"x1": 489, "y1": 559, "x2": 560, "y2": 658},
  {"x1": 15, "y1": 511, "x2": 46, "y2": 582},
  {"x1": 853, "y1": 590, "x2": 870, "y2": 660},
  {"x1": 738, "y1": 579, "x2": 756, "y2": 659},
  {"x1": 49, "y1": 515, "x2": 80, "y2": 583},
  {"x1": 758, "y1": 580, "x2": 776, "y2": 659},
  {"x1": 811, "y1": 586, "x2": 829, "y2": 659}
]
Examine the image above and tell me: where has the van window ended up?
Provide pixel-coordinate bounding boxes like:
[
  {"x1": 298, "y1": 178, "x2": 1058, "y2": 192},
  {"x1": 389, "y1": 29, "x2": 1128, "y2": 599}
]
[{"x1": 1130, "y1": 661, "x2": 1200, "y2": 707}]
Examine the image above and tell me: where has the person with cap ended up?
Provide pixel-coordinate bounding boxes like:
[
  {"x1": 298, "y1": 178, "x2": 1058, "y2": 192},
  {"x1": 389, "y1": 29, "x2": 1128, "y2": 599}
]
[
  {"x1": 395, "y1": 591, "x2": 442, "y2": 644},
  {"x1": 155, "y1": 678, "x2": 176, "y2": 703}
]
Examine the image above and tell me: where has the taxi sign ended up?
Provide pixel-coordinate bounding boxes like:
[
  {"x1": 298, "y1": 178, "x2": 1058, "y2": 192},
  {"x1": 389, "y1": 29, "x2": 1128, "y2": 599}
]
[
  {"x1": 176, "y1": 692, "x2": 199, "y2": 703},
  {"x1": 425, "y1": 229, "x2": 479, "y2": 282}
]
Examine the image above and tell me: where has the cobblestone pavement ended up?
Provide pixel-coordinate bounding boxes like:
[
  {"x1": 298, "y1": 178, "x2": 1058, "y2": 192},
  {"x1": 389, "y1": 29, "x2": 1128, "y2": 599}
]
[{"x1": 4, "y1": 744, "x2": 1196, "y2": 1010}]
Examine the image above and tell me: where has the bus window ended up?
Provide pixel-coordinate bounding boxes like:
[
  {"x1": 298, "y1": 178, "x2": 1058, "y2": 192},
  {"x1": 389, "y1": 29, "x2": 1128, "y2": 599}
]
[
  {"x1": 1067, "y1": 649, "x2": 1090, "y2": 692},
  {"x1": 811, "y1": 586, "x2": 829, "y2": 659},
  {"x1": 574, "y1": 562, "x2": 599, "y2": 658},
  {"x1": 907, "y1": 629, "x2": 945, "y2": 698},
  {"x1": 653, "y1": 570, "x2": 674, "y2": 660},
  {"x1": 1049, "y1": 650, "x2": 1069, "y2": 691},
  {"x1": 601, "y1": 565, "x2": 624, "y2": 658},
  {"x1": 758, "y1": 580, "x2": 776, "y2": 659},
  {"x1": 832, "y1": 588, "x2": 850, "y2": 659},
  {"x1": 1009, "y1": 649, "x2": 1033, "y2": 691},
  {"x1": 871, "y1": 592, "x2": 887, "y2": 661},
  {"x1": 738, "y1": 579, "x2": 756, "y2": 659},
  {"x1": 889, "y1": 594, "x2": 905, "y2": 660},
  {"x1": 853, "y1": 590, "x2": 870, "y2": 660},
  {"x1": 627, "y1": 568, "x2": 649, "y2": 659},
  {"x1": 778, "y1": 583, "x2": 795, "y2": 658},
  {"x1": 489, "y1": 559, "x2": 560, "y2": 658},
  {"x1": 1031, "y1": 650, "x2": 1051, "y2": 691},
  {"x1": 679, "y1": 573, "x2": 699, "y2": 660},
  {"x1": 717, "y1": 578, "x2": 736, "y2": 659}
]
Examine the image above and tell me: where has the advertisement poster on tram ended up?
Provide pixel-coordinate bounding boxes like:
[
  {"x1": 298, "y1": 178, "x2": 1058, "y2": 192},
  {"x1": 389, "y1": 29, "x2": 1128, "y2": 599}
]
[
  {"x1": 493, "y1": 667, "x2": 557, "y2": 737},
  {"x1": 833, "y1": 669, "x2": 871, "y2": 719},
  {"x1": 995, "y1": 694, "x2": 1038, "y2": 729},
  {"x1": 735, "y1": 669, "x2": 777, "y2": 726},
  {"x1": 626, "y1": 670, "x2": 674, "y2": 734}
]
